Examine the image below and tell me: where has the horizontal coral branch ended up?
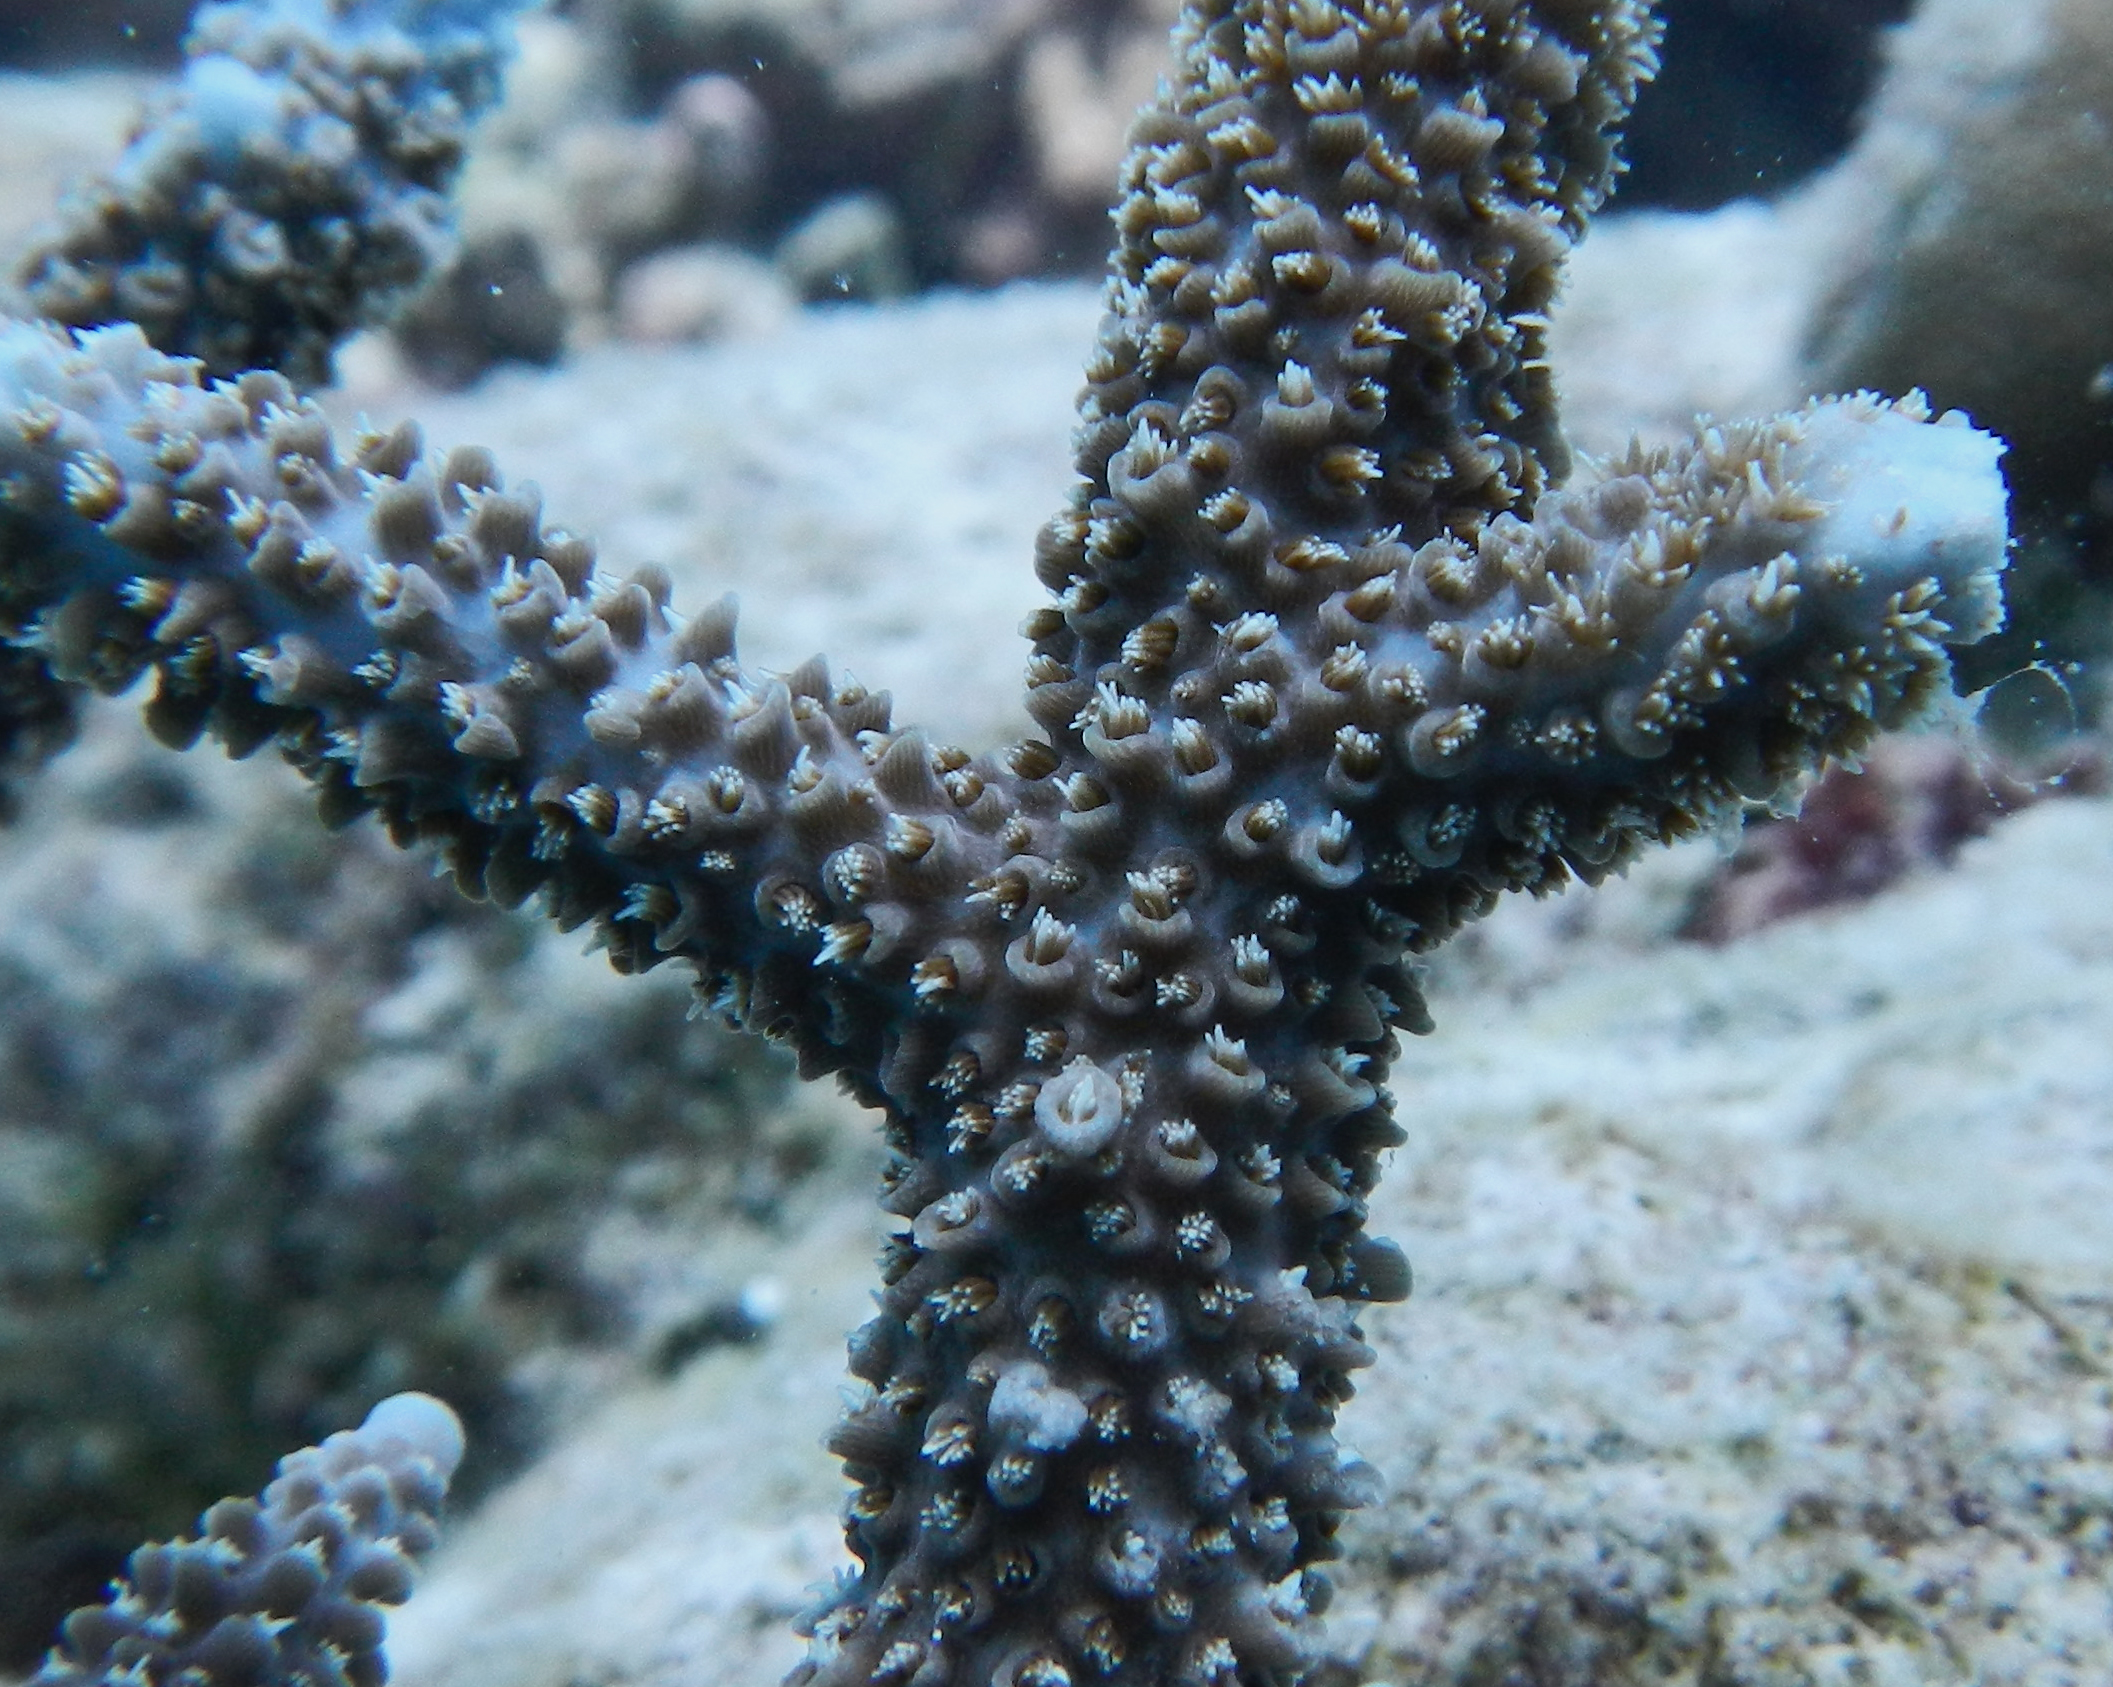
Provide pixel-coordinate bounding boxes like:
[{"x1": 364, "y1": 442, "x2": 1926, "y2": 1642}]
[
  {"x1": 1033, "y1": 388, "x2": 2010, "y2": 954},
  {"x1": 0, "y1": 319, "x2": 1000, "y2": 1089}
]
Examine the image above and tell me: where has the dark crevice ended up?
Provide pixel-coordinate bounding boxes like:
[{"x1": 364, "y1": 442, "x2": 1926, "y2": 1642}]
[{"x1": 1621, "y1": 0, "x2": 1914, "y2": 210}]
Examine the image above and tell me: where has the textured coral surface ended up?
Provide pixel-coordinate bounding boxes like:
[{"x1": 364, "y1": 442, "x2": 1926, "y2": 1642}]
[
  {"x1": 375, "y1": 789, "x2": 2113, "y2": 1687},
  {"x1": 0, "y1": 2, "x2": 2084, "y2": 1686},
  {"x1": 34, "y1": 1393, "x2": 463, "y2": 1687}
]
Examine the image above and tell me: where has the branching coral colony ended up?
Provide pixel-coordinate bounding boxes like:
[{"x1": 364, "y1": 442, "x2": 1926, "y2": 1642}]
[{"x1": 0, "y1": 1, "x2": 2014, "y2": 1685}]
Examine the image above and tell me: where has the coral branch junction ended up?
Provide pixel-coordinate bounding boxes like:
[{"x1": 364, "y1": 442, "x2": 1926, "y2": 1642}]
[{"x1": 0, "y1": 3, "x2": 2018, "y2": 1686}]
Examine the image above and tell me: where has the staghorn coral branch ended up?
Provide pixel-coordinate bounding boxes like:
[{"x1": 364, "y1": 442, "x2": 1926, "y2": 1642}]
[
  {"x1": 31, "y1": 1393, "x2": 464, "y2": 1687},
  {"x1": 0, "y1": 0, "x2": 529, "y2": 814},
  {"x1": 1029, "y1": 0, "x2": 2005, "y2": 956},
  {"x1": 13, "y1": 0, "x2": 530, "y2": 390},
  {"x1": 0, "y1": 3, "x2": 2016, "y2": 1687},
  {"x1": 0, "y1": 316, "x2": 1005, "y2": 1071}
]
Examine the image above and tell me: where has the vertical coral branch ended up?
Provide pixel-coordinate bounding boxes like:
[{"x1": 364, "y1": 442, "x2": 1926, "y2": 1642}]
[
  {"x1": 31, "y1": 1393, "x2": 464, "y2": 1687},
  {"x1": 15, "y1": 0, "x2": 529, "y2": 387}
]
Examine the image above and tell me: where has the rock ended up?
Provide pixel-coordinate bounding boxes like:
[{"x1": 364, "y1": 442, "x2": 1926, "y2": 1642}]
[
  {"x1": 614, "y1": 243, "x2": 795, "y2": 343},
  {"x1": 773, "y1": 192, "x2": 911, "y2": 303},
  {"x1": 1807, "y1": 0, "x2": 2113, "y2": 517}
]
